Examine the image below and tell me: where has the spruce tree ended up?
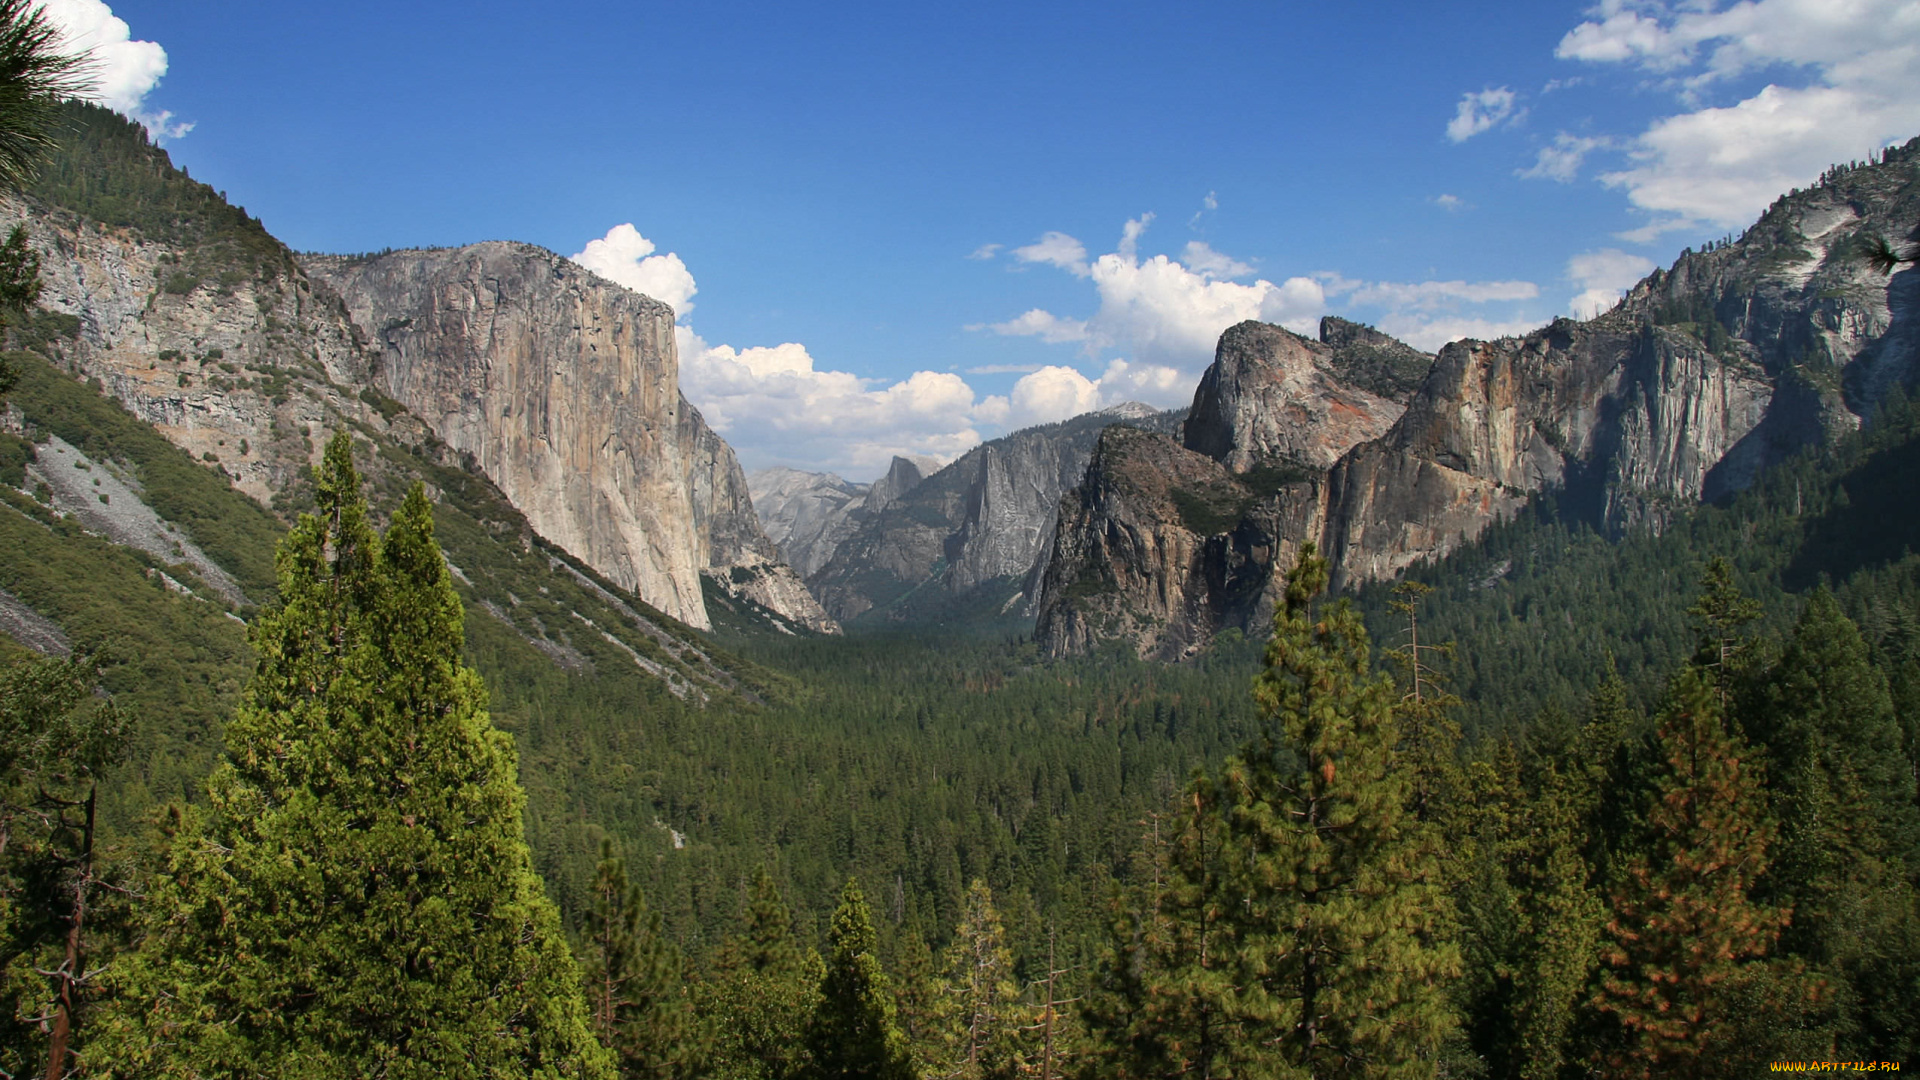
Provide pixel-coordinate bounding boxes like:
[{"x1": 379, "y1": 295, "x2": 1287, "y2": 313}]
[
  {"x1": 1080, "y1": 785, "x2": 1240, "y2": 1079},
  {"x1": 701, "y1": 868, "x2": 821, "y2": 1080},
  {"x1": 0, "y1": 651, "x2": 130, "y2": 1079},
  {"x1": 805, "y1": 879, "x2": 911, "y2": 1080},
  {"x1": 1223, "y1": 543, "x2": 1459, "y2": 1077},
  {"x1": 583, "y1": 840, "x2": 701, "y2": 1079},
  {"x1": 1592, "y1": 666, "x2": 1809, "y2": 1077},
  {"x1": 932, "y1": 880, "x2": 1027, "y2": 1080},
  {"x1": 103, "y1": 432, "x2": 610, "y2": 1078},
  {"x1": 1753, "y1": 589, "x2": 1920, "y2": 1057}
]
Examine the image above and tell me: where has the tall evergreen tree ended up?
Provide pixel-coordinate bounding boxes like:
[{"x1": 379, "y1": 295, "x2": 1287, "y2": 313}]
[
  {"x1": 805, "y1": 879, "x2": 911, "y2": 1080},
  {"x1": 0, "y1": 651, "x2": 129, "y2": 1079},
  {"x1": 1592, "y1": 665, "x2": 1811, "y2": 1077},
  {"x1": 932, "y1": 880, "x2": 1027, "y2": 1080},
  {"x1": 1752, "y1": 589, "x2": 1920, "y2": 1057},
  {"x1": 101, "y1": 432, "x2": 610, "y2": 1078},
  {"x1": 701, "y1": 868, "x2": 822, "y2": 1080},
  {"x1": 583, "y1": 840, "x2": 701, "y2": 1079},
  {"x1": 1080, "y1": 786, "x2": 1240, "y2": 1079},
  {"x1": 1223, "y1": 543, "x2": 1459, "y2": 1077}
]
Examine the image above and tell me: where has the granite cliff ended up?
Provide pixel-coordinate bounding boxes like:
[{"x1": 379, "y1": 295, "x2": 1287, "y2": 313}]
[
  {"x1": 802, "y1": 404, "x2": 1183, "y2": 623},
  {"x1": 5, "y1": 101, "x2": 830, "y2": 646},
  {"x1": 302, "y1": 245, "x2": 835, "y2": 634},
  {"x1": 1036, "y1": 141, "x2": 1920, "y2": 658}
]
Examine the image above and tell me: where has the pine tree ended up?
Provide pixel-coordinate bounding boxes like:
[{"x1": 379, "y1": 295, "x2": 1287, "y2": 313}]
[
  {"x1": 583, "y1": 840, "x2": 701, "y2": 1079},
  {"x1": 701, "y1": 868, "x2": 822, "y2": 1080},
  {"x1": 0, "y1": 650, "x2": 130, "y2": 1079},
  {"x1": 101, "y1": 432, "x2": 610, "y2": 1078},
  {"x1": 1080, "y1": 785, "x2": 1240, "y2": 1079},
  {"x1": 1223, "y1": 543, "x2": 1460, "y2": 1077},
  {"x1": 1752, "y1": 589, "x2": 1920, "y2": 1057},
  {"x1": 805, "y1": 879, "x2": 912, "y2": 1080},
  {"x1": 932, "y1": 880, "x2": 1027, "y2": 1080},
  {"x1": 1592, "y1": 665, "x2": 1809, "y2": 1077}
]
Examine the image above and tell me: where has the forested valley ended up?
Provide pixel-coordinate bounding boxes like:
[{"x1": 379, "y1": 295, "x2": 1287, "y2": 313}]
[{"x1": 2, "y1": 10, "x2": 1919, "y2": 1078}]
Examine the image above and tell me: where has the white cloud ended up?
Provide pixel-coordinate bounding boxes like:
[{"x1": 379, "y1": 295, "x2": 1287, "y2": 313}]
[
  {"x1": 1008, "y1": 366, "x2": 1100, "y2": 426},
  {"x1": 39, "y1": 0, "x2": 186, "y2": 139},
  {"x1": 1519, "y1": 133, "x2": 1611, "y2": 182},
  {"x1": 1180, "y1": 241, "x2": 1255, "y2": 279},
  {"x1": 679, "y1": 327, "x2": 1003, "y2": 476},
  {"x1": 1434, "y1": 194, "x2": 1467, "y2": 211},
  {"x1": 1447, "y1": 86, "x2": 1522, "y2": 142},
  {"x1": 1566, "y1": 247, "x2": 1657, "y2": 317},
  {"x1": 1011, "y1": 231, "x2": 1090, "y2": 276},
  {"x1": 1340, "y1": 278, "x2": 1539, "y2": 309},
  {"x1": 967, "y1": 243, "x2": 1002, "y2": 260},
  {"x1": 980, "y1": 217, "x2": 1329, "y2": 376},
  {"x1": 1556, "y1": 0, "x2": 1920, "y2": 229},
  {"x1": 1375, "y1": 315, "x2": 1546, "y2": 352},
  {"x1": 569, "y1": 224, "x2": 698, "y2": 314},
  {"x1": 978, "y1": 308, "x2": 1089, "y2": 344}
]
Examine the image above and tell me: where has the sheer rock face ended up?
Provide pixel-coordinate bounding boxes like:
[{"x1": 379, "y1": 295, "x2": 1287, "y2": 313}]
[
  {"x1": 1036, "y1": 144, "x2": 1920, "y2": 658},
  {"x1": 305, "y1": 244, "x2": 833, "y2": 633},
  {"x1": 805, "y1": 404, "x2": 1182, "y2": 624},
  {"x1": 679, "y1": 410, "x2": 839, "y2": 633},
  {"x1": 1183, "y1": 320, "x2": 1412, "y2": 471},
  {"x1": 1, "y1": 194, "x2": 376, "y2": 509},
  {"x1": 1034, "y1": 426, "x2": 1322, "y2": 660},
  {"x1": 748, "y1": 467, "x2": 869, "y2": 579}
]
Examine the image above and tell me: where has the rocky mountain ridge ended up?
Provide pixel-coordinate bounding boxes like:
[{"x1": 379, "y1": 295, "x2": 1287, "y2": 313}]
[
  {"x1": 1035, "y1": 140, "x2": 1920, "y2": 658},
  {"x1": 4, "y1": 102, "x2": 832, "y2": 654},
  {"x1": 800, "y1": 403, "x2": 1183, "y2": 623}
]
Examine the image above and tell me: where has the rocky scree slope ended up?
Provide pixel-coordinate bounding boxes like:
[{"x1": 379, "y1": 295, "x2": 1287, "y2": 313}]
[
  {"x1": 1036, "y1": 142, "x2": 1920, "y2": 658},
  {"x1": 801, "y1": 404, "x2": 1183, "y2": 624}
]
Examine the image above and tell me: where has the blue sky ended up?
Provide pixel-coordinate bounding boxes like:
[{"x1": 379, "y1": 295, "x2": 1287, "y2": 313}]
[{"x1": 47, "y1": 0, "x2": 1920, "y2": 478}]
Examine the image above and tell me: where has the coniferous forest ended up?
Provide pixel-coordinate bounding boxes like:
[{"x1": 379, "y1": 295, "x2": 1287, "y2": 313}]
[{"x1": 3, "y1": 5, "x2": 1920, "y2": 1078}]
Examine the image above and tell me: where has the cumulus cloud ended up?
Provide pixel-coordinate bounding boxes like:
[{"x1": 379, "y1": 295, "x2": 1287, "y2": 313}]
[
  {"x1": 1554, "y1": 0, "x2": 1920, "y2": 229},
  {"x1": 679, "y1": 327, "x2": 1004, "y2": 476},
  {"x1": 1373, "y1": 315, "x2": 1548, "y2": 352},
  {"x1": 1566, "y1": 247, "x2": 1657, "y2": 317},
  {"x1": 977, "y1": 308, "x2": 1089, "y2": 343},
  {"x1": 1317, "y1": 272, "x2": 1546, "y2": 351},
  {"x1": 570, "y1": 224, "x2": 698, "y2": 314},
  {"x1": 39, "y1": 0, "x2": 186, "y2": 139},
  {"x1": 984, "y1": 217, "x2": 1327, "y2": 376},
  {"x1": 1011, "y1": 231, "x2": 1090, "y2": 276},
  {"x1": 967, "y1": 243, "x2": 1002, "y2": 260},
  {"x1": 1520, "y1": 133, "x2": 1611, "y2": 182},
  {"x1": 1180, "y1": 241, "x2": 1256, "y2": 279},
  {"x1": 1447, "y1": 86, "x2": 1522, "y2": 142},
  {"x1": 1433, "y1": 194, "x2": 1467, "y2": 211}
]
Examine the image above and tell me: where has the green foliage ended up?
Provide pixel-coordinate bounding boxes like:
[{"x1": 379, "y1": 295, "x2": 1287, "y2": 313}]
[
  {"x1": 1592, "y1": 666, "x2": 1814, "y2": 1076},
  {"x1": 0, "y1": 482, "x2": 251, "y2": 836},
  {"x1": 1223, "y1": 544, "x2": 1460, "y2": 1075},
  {"x1": 26, "y1": 101, "x2": 291, "y2": 285},
  {"x1": 582, "y1": 841, "x2": 701, "y2": 1079},
  {"x1": 698, "y1": 870, "x2": 823, "y2": 1080},
  {"x1": 2, "y1": 349, "x2": 283, "y2": 600},
  {"x1": 929, "y1": 880, "x2": 1027, "y2": 1080},
  {"x1": 0, "y1": 0, "x2": 91, "y2": 189},
  {"x1": 1081, "y1": 783, "x2": 1239, "y2": 1079},
  {"x1": 806, "y1": 880, "x2": 911, "y2": 1080},
  {"x1": 103, "y1": 433, "x2": 610, "y2": 1078},
  {"x1": 0, "y1": 650, "x2": 132, "y2": 1078}
]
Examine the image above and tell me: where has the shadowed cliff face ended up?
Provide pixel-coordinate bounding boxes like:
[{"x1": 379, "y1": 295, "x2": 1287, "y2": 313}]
[
  {"x1": 1184, "y1": 320, "x2": 1411, "y2": 471},
  {"x1": 1035, "y1": 141, "x2": 1920, "y2": 658},
  {"x1": 803, "y1": 405, "x2": 1184, "y2": 624},
  {"x1": 305, "y1": 244, "x2": 835, "y2": 634}
]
